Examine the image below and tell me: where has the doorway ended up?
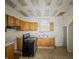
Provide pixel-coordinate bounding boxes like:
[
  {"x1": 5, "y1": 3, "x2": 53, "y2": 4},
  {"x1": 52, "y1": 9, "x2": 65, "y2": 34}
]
[{"x1": 63, "y1": 26, "x2": 67, "y2": 47}]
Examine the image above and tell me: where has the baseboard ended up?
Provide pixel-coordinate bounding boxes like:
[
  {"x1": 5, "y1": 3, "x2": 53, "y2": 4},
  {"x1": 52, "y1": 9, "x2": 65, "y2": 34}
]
[
  {"x1": 38, "y1": 47, "x2": 55, "y2": 49},
  {"x1": 55, "y1": 46, "x2": 66, "y2": 48}
]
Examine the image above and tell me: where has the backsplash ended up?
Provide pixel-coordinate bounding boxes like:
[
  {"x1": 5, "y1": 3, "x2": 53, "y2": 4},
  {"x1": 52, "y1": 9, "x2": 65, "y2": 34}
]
[
  {"x1": 16, "y1": 31, "x2": 55, "y2": 38},
  {"x1": 5, "y1": 29, "x2": 17, "y2": 42}
]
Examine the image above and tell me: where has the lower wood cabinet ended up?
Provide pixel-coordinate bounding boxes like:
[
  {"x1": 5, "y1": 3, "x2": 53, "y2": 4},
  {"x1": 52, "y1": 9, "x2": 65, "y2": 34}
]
[
  {"x1": 16, "y1": 38, "x2": 23, "y2": 51},
  {"x1": 5, "y1": 44, "x2": 15, "y2": 59},
  {"x1": 37, "y1": 38, "x2": 55, "y2": 47}
]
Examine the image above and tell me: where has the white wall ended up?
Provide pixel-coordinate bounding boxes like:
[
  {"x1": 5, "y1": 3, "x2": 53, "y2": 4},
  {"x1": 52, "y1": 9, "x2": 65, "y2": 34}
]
[
  {"x1": 5, "y1": 29, "x2": 17, "y2": 43},
  {"x1": 63, "y1": 26, "x2": 67, "y2": 47},
  {"x1": 5, "y1": 4, "x2": 67, "y2": 47},
  {"x1": 59, "y1": 7, "x2": 73, "y2": 26},
  {"x1": 59, "y1": 7, "x2": 73, "y2": 52},
  {"x1": 5, "y1": 4, "x2": 30, "y2": 22},
  {"x1": 54, "y1": 17, "x2": 64, "y2": 46},
  {"x1": 67, "y1": 22, "x2": 73, "y2": 52}
]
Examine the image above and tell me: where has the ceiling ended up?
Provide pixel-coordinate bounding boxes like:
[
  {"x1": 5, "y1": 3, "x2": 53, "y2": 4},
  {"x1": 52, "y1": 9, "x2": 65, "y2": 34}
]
[{"x1": 5, "y1": 0, "x2": 73, "y2": 17}]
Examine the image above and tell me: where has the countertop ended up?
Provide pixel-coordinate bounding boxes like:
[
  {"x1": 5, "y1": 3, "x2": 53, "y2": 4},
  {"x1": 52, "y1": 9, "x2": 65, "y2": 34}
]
[{"x1": 5, "y1": 40, "x2": 15, "y2": 46}]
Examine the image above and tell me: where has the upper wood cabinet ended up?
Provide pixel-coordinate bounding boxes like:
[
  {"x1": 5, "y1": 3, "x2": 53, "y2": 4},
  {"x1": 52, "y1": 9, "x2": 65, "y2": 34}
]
[
  {"x1": 23, "y1": 22, "x2": 38, "y2": 31},
  {"x1": 6, "y1": 15, "x2": 38, "y2": 31},
  {"x1": 50, "y1": 22, "x2": 54, "y2": 31},
  {"x1": 30, "y1": 22, "x2": 38, "y2": 31},
  {"x1": 7, "y1": 15, "x2": 16, "y2": 26},
  {"x1": 20, "y1": 20, "x2": 25, "y2": 31},
  {"x1": 24, "y1": 22, "x2": 30, "y2": 31},
  {"x1": 5, "y1": 14, "x2": 8, "y2": 26},
  {"x1": 15, "y1": 18, "x2": 20, "y2": 26}
]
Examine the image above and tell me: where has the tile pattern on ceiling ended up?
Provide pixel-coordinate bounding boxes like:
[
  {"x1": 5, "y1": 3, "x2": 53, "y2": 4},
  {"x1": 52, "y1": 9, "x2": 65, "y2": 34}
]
[{"x1": 6, "y1": 0, "x2": 73, "y2": 17}]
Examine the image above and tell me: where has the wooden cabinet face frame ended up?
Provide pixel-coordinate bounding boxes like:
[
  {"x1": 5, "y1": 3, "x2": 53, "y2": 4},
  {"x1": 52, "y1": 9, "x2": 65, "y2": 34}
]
[
  {"x1": 5, "y1": 44, "x2": 15, "y2": 59},
  {"x1": 6, "y1": 15, "x2": 38, "y2": 31},
  {"x1": 15, "y1": 18, "x2": 20, "y2": 26},
  {"x1": 7, "y1": 16, "x2": 14, "y2": 26},
  {"x1": 50, "y1": 22, "x2": 54, "y2": 31},
  {"x1": 20, "y1": 20, "x2": 25, "y2": 31},
  {"x1": 5, "y1": 14, "x2": 8, "y2": 26},
  {"x1": 16, "y1": 38, "x2": 23, "y2": 50},
  {"x1": 24, "y1": 22, "x2": 30, "y2": 31},
  {"x1": 30, "y1": 22, "x2": 38, "y2": 31},
  {"x1": 37, "y1": 38, "x2": 55, "y2": 47},
  {"x1": 5, "y1": 14, "x2": 8, "y2": 32}
]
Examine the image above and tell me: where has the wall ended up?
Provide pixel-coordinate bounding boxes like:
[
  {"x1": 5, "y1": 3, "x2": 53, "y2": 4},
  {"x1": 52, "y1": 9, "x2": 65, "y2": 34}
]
[
  {"x1": 5, "y1": 4, "x2": 30, "y2": 43},
  {"x1": 5, "y1": 4, "x2": 30, "y2": 22},
  {"x1": 59, "y1": 7, "x2": 73, "y2": 52},
  {"x1": 59, "y1": 7, "x2": 73, "y2": 26},
  {"x1": 63, "y1": 26, "x2": 67, "y2": 47},
  {"x1": 54, "y1": 17, "x2": 64, "y2": 46},
  {"x1": 67, "y1": 22, "x2": 73, "y2": 52},
  {"x1": 5, "y1": 29, "x2": 17, "y2": 43},
  {"x1": 5, "y1": 4, "x2": 66, "y2": 47}
]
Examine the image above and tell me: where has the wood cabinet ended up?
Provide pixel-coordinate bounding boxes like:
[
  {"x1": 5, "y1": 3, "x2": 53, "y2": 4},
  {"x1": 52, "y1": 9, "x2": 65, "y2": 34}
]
[
  {"x1": 5, "y1": 44, "x2": 15, "y2": 59},
  {"x1": 22, "y1": 22, "x2": 38, "y2": 31},
  {"x1": 37, "y1": 38, "x2": 55, "y2": 47},
  {"x1": 7, "y1": 15, "x2": 16, "y2": 26},
  {"x1": 5, "y1": 14, "x2": 8, "y2": 32},
  {"x1": 24, "y1": 22, "x2": 30, "y2": 31},
  {"x1": 50, "y1": 22, "x2": 54, "y2": 31},
  {"x1": 7, "y1": 15, "x2": 21, "y2": 27},
  {"x1": 6, "y1": 15, "x2": 38, "y2": 31},
  {"x1": 16, "y1": 38, "x2": 23, "y2": 50},
  {"x1": 20, "y1": 20, "x2": 25, "y2": 31},
  {"x1": 15, "y1": 18, "x2": 20, "y2": 26},
  {"x1": 5, "y1": 14, "x2": 8, "y2": 26},
  {"x1": 30, "y1": 22, "x2": 38, "y2": 31}
]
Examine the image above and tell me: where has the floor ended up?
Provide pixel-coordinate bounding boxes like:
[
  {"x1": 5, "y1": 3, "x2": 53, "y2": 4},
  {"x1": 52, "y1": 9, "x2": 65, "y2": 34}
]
[{"x1": 19, "y1": 47, "x2": 73, "y2": 59}]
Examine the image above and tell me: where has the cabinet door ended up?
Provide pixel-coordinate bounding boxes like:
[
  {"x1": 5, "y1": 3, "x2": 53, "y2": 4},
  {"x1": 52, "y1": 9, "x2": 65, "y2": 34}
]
[
  {"x1": 5, "y1": 14, "x2": 8, "y2": 26},
  {"x1": 30, "y1": 22, "x2": 38, "y2": 31},
  {"x1": 15, "y1": 18, "x2": 20, "y2": 26},
  {"x1": 24, "y1": 22, "x2": 30, "y2": 31},
  {"x1": 37, "y1": 38, "x2": 55, "y2": 47},
  {"x1": 16, "y1": 38, "x2": 23, "y2": 50},
  {"x1": 5, "y1": 15, "x2": 8, "y2": 32},
  {"x1": 50, "y1": 22, "x2": 54, "y2": 31},
  {"x1": 7, "y1": 15, "x2": 15, "y2": 26},
  {"x1": 20, "y1": 20, "x2": 25, "y2": 31},
  {"x1": 5, "y1": 44, "x2": 14, "y2": 59}
]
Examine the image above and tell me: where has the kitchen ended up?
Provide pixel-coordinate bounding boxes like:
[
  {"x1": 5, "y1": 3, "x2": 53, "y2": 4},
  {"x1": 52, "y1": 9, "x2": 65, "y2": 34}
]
[{"x1": 5, "y1": 0, "x2": 73, "y2": 59}]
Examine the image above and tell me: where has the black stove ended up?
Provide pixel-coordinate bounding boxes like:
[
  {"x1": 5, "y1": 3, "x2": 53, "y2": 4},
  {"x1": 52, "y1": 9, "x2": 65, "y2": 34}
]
[{"x1": 22, "y1": 33, "x2": 37, "y2": 57}]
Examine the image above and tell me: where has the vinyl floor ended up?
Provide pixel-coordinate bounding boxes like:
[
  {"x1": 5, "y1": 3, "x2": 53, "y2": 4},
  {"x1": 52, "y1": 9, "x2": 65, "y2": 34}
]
[{"x1": 19, "y1": 47, "x2": 73, "y2": 59}]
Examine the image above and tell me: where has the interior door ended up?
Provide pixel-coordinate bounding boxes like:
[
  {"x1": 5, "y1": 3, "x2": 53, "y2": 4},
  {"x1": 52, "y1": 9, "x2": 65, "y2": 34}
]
[{"x1": 63, "y1": 26, "x2": 67, "y2": 47}]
